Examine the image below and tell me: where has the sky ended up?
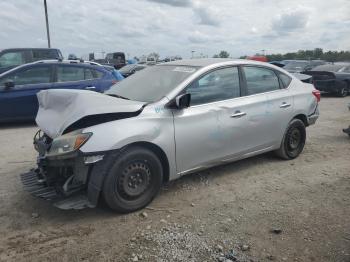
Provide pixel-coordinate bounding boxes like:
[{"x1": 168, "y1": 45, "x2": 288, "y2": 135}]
[{"x1": 0, "y1": 0, "x2": 349, "y2": 59}]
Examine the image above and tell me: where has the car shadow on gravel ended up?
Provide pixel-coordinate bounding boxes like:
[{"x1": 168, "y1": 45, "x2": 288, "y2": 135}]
[{"x1": 14, "y1": 152, "x2": 280, "y2": 224}]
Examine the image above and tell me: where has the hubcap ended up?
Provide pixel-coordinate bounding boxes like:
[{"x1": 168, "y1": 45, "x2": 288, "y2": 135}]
[
  {"x1": 289, "y1": 129, "x2": 301, "y2": 150},
  {"x1": 342, "y1": 88, "x2": 348, "y2": 96},
  {"x1": 117, "y1": 161, "x2": 151, "y2": 199}
]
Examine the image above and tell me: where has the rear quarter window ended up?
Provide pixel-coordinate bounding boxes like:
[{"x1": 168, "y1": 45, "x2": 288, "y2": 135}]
[{"x1": 277, "y1": 72, "x2": 292, "y2": 88}]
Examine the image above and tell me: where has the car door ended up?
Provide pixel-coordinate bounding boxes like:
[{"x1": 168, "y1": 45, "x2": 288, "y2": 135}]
[
  {"x1": 53, "y1": 64, "x2": 99, "y2": 92},
  {"x1": 173, "y1": 66, "x2": 244, "y2": 174},
  {"x1": 240, "y1": 66, "x2": 294, "y2": 149},
  {"x1": 0, "y1": 64, "x2": 54, "y2": 121}
]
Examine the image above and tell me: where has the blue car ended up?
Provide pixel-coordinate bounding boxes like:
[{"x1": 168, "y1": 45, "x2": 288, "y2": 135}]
[{"x1": 0, "y1": 60, "x2": 121, "y2": 122}]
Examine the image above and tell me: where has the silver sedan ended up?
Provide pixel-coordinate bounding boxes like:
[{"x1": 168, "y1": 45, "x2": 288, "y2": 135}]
[{"x1": 22, "y1": 59, "x2": 320, "y2": 212}]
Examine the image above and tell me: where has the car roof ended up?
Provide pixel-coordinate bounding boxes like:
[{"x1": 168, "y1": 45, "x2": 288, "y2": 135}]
[
  {"x1": 159, "y1": 58, "x2": 269, "y2": 68},
  {"x1": 0, "y1": 60, "x2": 107, "y2": 77},
  {"x1": 0, "y1": 48, "x2": 60, "y2": 52}
]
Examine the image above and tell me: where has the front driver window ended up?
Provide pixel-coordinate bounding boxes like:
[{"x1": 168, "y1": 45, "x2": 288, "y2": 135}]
[
  {"x1": 10, "y1": 66, "x2": 51, "y2": 86},
  {"x1": 186, "y1": 67, "x2": 240, "y2": 106}
]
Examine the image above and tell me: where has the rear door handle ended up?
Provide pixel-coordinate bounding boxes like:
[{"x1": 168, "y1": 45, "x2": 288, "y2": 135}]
[
  {"x1": 85, "y1": 86, "x2": 96, "y2": 90},
  {"x1": 280, "y1": 102, "x2": 291, "y2": 108},
  {"x1": 231, "y1": 111, "x2": 247, "y2": 118}
]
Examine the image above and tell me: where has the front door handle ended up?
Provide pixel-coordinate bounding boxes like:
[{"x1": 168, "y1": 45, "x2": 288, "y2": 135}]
[
  {"x1": 231, "y1": 111, "x2": 247, "y2": 118},
  {"x1": 280, "y1": 102, "x2": 291, "y2": 108},
  {"x1": 85, "y1": 86, "x2": 96, "y2": 90}
]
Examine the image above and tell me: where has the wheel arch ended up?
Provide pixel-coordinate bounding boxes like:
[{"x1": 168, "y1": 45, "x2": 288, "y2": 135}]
[
  {"x1": 123, "y1": 141, "x2": 170, "y2": 183},
  {"x1": 292, "y1": 114, "x2": 308, "y2": 127}
]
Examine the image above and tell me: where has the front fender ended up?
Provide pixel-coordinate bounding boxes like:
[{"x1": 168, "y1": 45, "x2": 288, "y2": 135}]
[{"x1": 80, "y1": 110, "x2": 178, "y2": 181}]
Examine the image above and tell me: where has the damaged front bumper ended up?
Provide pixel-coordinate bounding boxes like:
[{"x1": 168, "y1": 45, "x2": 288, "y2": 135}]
[{"x1": 20, "y1": 131, "x2": 119, "y2": 210}]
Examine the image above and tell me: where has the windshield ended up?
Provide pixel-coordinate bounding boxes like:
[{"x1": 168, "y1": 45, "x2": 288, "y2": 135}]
[
  {"x1": 284, "y1": 61, "x2": 309, "y2": 69},
  {"x1": 105, "y1": 65, "x2": 198, "y2": 102}
]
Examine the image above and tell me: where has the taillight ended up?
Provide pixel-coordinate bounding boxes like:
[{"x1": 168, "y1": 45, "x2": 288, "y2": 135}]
[{"x1": 312, "y1": 89, "x2": 321, "y2": 102}]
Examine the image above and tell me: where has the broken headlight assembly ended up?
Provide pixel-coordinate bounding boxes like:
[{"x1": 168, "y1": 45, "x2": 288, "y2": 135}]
[{"x1": 46, "y1": 132, "x2": 92, "y2": 157}]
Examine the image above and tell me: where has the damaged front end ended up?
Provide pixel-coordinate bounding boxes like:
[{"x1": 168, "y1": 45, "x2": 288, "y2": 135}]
[{"x1": 21, "y1": 130, "x2": 111, "y2": 210}]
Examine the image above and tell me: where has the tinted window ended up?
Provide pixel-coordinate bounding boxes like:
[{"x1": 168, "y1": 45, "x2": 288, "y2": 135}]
[
  {"x1": 85, "y1": 69, "x2": 94, "y2": 79},
  {"x1": 277, "y1": 72, "x2": 292, "y2": 88},
  {"x1": 186, "y1": 67, "x2": 240, "y2": 106},
  {"x1": 94, "y1": 70, "x2": 105, "y2": 78},
  {"x1": 0, "y1": 52, "x2": 24, "y2": 67},
  {"x1": 311, "y1": 64, "x2": 346, "y2": 72},
  {"x1": 0, "y1": 66, "x2": 51, "y2": 86},
  {"x1": 244, "y1": 67, "x2": 280, "y2": 95},
  {"x1": 106, "y1": 65, "x2": 198, "y2": 102},
  {"x1": 343, "y1": 66, "x2": 350, "y2": 73},
  {"x1": 57, "y1": 66, "x2": 85, "y2": 82},
  {"x1": 32, "y1": 49, "x2": 58, "y2": 60}
]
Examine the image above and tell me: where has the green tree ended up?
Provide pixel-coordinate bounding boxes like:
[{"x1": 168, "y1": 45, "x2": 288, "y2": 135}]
[
  {"x1": 219, "y1": 50, "x2": 230, "y2": 58},
  {"x1": 216, "y1": 50, "x2": 230, "y2": 58}
]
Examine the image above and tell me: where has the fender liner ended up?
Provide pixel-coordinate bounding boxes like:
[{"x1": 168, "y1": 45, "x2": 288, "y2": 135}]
[{"x1": 87, "y1": 150, "x2": 122, "y2": 206}]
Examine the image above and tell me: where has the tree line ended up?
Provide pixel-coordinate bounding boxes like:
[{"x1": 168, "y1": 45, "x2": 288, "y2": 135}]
[{"x1": 240, "y1": 48, "x2": 350, "y2": 62}]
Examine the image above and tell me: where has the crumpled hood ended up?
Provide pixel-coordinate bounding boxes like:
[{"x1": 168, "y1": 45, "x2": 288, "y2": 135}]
[{"x1": 36, "y1": 89, "x2": 145, "y2": 138}]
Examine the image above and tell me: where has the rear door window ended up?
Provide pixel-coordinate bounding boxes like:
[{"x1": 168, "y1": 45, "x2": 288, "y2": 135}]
[
  {"x1": 84, "y1": 69, "x2": 94, "y2": 79},
  {"x1": 243, "y1": 66, "x2": 280, "y2": 95},
  {"x1": 91, "y1": 69, "x2": 105, "y2": 79},
  {"x1": 0, "y1": 51, "x2": 25, "y2": 67},
  {"x1": 57, "y1": 66, "x2": 85, "y2": 82}
]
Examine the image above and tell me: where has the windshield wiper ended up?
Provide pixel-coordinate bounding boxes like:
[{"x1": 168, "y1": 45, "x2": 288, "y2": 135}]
[{"x1": 107, "y1": 94, "x2": 130, "y2": 100}]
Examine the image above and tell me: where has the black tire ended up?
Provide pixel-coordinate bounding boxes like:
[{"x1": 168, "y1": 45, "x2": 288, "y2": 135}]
[
  {"x1": 337, "y1": 87, "x2": 348, "y2": 97},
  {"x1": 275, "y1": 119, "x2": 306, "y2": 160},
  {"x1": 102, "y1": 146, "x2": 163, "y2": 213}
]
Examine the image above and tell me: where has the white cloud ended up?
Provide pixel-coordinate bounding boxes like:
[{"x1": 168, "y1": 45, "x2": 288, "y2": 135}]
[
  {"x1": 271, "y1": 7, "x2": 310, "y2": 35},
  {"x1": 0, "y1": 0, "x2": 348, "y2": 58}
]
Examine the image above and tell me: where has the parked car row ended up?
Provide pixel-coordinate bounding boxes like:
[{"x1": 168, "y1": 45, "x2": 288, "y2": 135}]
[
  {"x1": 0, "y1": 60, "x2": 122, "y2": 122},
  {"x1": 303, "y1": 63, "x2": 350, "y2": 97},
  {"x1": 0, "y1": 48, "x2": 63, "y2": 74}
]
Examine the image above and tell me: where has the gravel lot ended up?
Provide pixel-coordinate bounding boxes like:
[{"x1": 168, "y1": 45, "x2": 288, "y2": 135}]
[{"x1": 0, "y1": 96, "x2": 349, "y2": 262}]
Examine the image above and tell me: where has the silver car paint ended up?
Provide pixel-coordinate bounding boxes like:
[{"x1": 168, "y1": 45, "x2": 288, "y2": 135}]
[{"x1": 37, "y1": 59, "x2": 318, "y2": 181}]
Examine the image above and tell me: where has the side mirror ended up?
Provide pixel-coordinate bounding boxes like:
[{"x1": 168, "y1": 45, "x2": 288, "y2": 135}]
[
  {"x1": 175, "y1": 93, "x2": 191, "y2": 109},
  {"x1": 4, "y1": 80, "x2": 14, "y2": 90}
]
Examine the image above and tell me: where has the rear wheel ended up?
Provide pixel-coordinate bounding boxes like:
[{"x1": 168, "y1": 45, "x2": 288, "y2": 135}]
[
  {"x1": 338, "y1": 87, "x2": 348, "y2": 97},
  {"x1": 275, "y1": 119, "x2": 306, "y2": 160},
  {"x1": 102, "y1": 146, "x2": 163, "y2": 213}
]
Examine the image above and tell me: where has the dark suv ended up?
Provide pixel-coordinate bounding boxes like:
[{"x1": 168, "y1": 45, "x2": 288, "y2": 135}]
[{"x1": 0, "y1": 48, "x2": 63, "y2": 74}]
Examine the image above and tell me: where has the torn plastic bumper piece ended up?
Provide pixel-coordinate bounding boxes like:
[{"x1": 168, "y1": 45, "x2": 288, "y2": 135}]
[{"x1": 20, "y1": 170, "x2": 94, "y2": 210}]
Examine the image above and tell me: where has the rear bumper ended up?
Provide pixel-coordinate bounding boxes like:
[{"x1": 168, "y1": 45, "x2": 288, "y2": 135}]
[{"x1": 307, "y1": 104, "x2": 319, "y2": 126}]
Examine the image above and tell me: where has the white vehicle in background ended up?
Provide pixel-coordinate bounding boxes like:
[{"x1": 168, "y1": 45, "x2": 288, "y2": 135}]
[{"x1": 21, "y1": 59, "x2": 320, "y2": 213}]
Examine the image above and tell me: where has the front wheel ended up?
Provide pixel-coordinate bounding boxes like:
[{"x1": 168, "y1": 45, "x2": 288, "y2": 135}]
[
  {"x1": 102, "y1": 146, "x2": 163, "y2": 213},
  {"x1": 275, "y1": 119, "x2": 306, "y2": 160}
]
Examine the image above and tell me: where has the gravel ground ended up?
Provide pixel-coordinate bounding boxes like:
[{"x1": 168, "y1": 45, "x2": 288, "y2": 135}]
[{"x1": 0, "y1": 96, "x2": 349, "y2": 262}]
